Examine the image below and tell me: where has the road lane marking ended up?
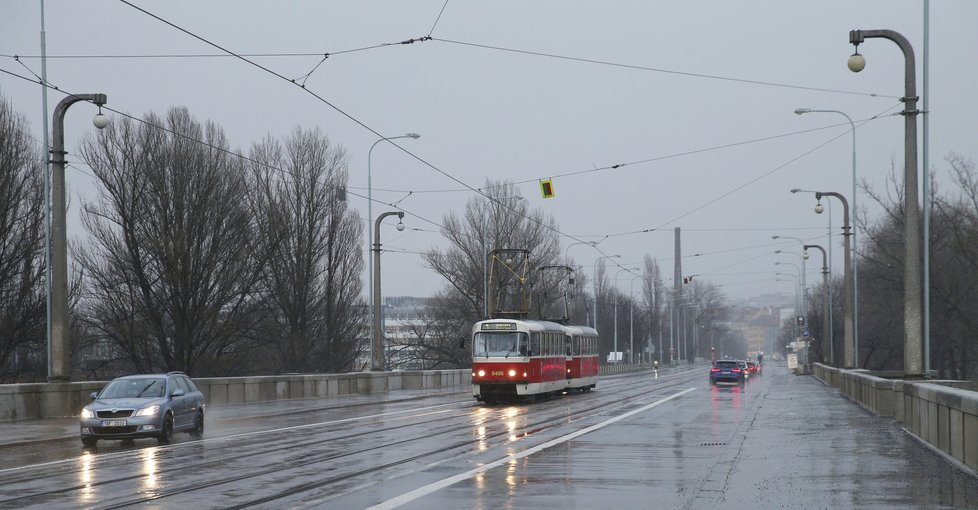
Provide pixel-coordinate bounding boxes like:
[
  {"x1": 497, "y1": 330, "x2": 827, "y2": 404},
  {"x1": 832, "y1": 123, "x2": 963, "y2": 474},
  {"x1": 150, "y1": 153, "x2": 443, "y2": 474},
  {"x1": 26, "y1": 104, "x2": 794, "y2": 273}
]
[{"x1": 367, "y1": 387, "x2": 696, "y2": 510}]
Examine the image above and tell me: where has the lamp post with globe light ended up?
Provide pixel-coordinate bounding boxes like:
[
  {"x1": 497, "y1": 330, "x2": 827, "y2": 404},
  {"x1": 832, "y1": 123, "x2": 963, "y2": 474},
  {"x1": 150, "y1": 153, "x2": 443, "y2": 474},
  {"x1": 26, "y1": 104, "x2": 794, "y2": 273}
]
[
  {"x1": 49, "y1": 94, "x2": 108, "y2": 382},
  {"x1": 367, "y1": 134, "x2": 419, "y2": 369},
  {"x1": 812, "y1": 191, "x2": 854, "y2": 368},
  {"x1": 847, "y1": 29, "x2": 923, "y2": 376},
  {"x1": 804, "y1": 244, "x2": 832, "y2": 365},
  {"x1": 794, "y1": 107, "x2": 859, "y2": 358},
  {"x1": 372, "y1": 211, "x2": 405, "y2": 372}
]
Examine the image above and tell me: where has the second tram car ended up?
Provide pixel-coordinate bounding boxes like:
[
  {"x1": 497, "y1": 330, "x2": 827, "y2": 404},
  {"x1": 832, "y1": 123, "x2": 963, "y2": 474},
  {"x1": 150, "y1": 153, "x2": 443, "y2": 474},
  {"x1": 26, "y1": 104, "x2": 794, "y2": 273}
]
[{"x1": 471, "y1": 318, "x2": 598, "y2": 403}]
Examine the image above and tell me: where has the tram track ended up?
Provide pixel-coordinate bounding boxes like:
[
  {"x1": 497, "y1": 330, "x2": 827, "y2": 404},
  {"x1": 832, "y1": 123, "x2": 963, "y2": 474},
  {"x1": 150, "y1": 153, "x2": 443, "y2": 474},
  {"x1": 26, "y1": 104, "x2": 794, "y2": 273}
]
[{"x1": 0, "y1": 367, "x2": 702, "y2": 509}]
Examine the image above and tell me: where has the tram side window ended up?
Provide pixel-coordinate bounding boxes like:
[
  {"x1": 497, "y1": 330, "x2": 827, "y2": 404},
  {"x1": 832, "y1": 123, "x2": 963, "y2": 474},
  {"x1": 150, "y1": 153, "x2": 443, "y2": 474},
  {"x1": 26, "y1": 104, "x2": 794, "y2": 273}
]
[
  {"x1": 530, "y1": 333, "x2": 541, "y2": 357},
  {"x1": 565, "y1": 335, "x2": 573, "y2": 356},
  {"x1": 474, "y1": 332, "x2": 527, "y2": 357}
]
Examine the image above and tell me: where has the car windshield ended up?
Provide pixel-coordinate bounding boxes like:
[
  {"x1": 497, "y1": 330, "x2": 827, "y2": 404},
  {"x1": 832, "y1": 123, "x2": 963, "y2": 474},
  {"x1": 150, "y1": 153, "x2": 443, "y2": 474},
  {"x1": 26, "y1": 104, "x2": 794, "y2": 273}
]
[
  {"x1": 473, "y1": 332, "x2": 528, "y2": 358},
  {"x1": 99, "y1": 378, "x2": 166, "y2": 399}
]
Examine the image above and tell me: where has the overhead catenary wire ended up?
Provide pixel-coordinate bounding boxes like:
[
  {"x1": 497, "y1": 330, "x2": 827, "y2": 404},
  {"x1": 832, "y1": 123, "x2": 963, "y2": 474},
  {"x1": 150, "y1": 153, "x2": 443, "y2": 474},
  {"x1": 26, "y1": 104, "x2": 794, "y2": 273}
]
[
  {"x1": 113, "y1": 1, "x2": 610, "y2": 260},
  {"x1": 430, "y1": 37, "x2": 900, "y2": 100},
  {"x1": 5, "y1": 2, "x2": 902, "y2": 279},
  {"x1": 0, "y1": 66, "x2": 454, "y2": 237}
]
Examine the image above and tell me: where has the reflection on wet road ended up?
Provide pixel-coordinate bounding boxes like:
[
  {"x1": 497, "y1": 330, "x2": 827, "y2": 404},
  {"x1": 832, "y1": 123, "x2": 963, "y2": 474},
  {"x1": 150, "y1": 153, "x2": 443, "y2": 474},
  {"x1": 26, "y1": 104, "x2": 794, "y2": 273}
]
[{"x1": 0, "y1": 364, "x2": 975, "y2": 509}]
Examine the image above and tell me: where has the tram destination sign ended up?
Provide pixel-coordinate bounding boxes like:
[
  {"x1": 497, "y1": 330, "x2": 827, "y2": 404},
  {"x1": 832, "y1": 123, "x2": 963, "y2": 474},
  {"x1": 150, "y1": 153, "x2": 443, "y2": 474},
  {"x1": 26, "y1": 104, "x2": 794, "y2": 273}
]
[{"x1": 481, "y1": 322, "x2": 517, "y2": 331}]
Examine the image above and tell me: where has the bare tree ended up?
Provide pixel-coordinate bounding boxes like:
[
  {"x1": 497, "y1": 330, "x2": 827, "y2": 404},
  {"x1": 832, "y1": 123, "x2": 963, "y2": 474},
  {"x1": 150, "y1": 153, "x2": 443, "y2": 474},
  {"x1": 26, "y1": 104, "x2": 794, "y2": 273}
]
[
  {"x1": 249, "y1": 127, "x2": 365, "y2": 373},
  {"x1": 0, "y1": 94, "x2": 45, "y2": 382},
  {"x1": 420, "y1": 180, "x2": 561, "y2": 366},
  {"x1": 387, "y1": 295, "x2": 471, "y2": 370},
  {"x1": 77, "y1": 107, "x2": 268, "y2": 376},
  {"x1": 643, "y1": 256, "x2": 665, "y2": 362},
  {"x1": 423, "y1": 180, "x2": 560, "y2": 316}
]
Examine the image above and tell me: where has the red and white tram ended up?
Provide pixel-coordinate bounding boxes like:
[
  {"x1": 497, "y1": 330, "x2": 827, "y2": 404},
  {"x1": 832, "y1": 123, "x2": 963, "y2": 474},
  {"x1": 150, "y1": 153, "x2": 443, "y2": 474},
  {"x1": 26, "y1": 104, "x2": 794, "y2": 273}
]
[
  {"x1": 471, "y1": 318, "x2": 598, "y2": 403},
  {"x1": 563, "y1": 324, "x2": 599, "y2": 392}
]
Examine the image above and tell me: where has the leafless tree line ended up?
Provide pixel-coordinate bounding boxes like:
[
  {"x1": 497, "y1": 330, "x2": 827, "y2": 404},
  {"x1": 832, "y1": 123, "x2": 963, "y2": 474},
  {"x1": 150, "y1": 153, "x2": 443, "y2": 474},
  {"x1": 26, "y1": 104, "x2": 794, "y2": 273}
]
[
  {"x1": 0, "y1": 94, "x2": 45, "y2": 382},
  {"x1": 803, "y1": 154, "x2": 978, "y2": 379},
  {"x1": 0, "y1": 99, "x2": 366, "y2": 381},
  {"x1": 2, "y1": 94, "x2": 976, "y2": 381}
]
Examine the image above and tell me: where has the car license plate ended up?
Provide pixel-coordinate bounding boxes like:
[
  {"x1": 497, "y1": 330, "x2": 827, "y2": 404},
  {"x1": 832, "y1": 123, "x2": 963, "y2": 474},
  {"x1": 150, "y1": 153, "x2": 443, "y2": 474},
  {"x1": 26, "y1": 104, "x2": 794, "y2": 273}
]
[{"x1": 102, "y1": 420, "x2": 127, "y2": 427}]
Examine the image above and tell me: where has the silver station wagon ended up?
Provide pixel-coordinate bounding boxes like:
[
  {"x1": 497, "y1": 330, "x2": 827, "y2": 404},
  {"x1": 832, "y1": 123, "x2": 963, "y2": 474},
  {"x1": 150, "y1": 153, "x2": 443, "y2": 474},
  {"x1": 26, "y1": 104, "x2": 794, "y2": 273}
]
[{"x1": 80, "y1": 371, "x2": 205, "y2": 447}]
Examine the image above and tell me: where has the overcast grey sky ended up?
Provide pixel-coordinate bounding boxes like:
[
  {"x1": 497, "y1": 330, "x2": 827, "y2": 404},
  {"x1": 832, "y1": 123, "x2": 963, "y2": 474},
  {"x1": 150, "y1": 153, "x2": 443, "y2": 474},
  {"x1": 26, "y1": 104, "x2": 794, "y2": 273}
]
[{"x1": 2, "y1": 1, "x2": 976, "y2": 303}]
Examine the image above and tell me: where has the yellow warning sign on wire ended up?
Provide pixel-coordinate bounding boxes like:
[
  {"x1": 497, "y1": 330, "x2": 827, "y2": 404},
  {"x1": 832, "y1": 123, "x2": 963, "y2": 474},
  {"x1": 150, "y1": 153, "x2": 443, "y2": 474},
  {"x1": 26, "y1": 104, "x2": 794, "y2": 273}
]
[{"x1": 540, "y1": 179, "x2": 554, "y2": 199}]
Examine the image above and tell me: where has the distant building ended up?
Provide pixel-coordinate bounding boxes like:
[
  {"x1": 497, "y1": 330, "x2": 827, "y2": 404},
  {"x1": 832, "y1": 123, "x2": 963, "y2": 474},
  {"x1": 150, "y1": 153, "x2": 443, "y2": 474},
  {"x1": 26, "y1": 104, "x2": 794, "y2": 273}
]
[{"x1": 355, "y1": 297, "x2": 434, "y2": 371}]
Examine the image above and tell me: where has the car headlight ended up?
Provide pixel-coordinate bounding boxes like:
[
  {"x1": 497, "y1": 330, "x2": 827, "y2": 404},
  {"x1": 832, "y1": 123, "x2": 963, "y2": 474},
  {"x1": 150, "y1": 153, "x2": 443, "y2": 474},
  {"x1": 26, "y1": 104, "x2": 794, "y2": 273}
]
[
  {"x1": 135, "y1": 405, "x2": 160, "y2": 417},
  {"x1": 80, "y1": 408, "x2": 94, "y2": 419}
]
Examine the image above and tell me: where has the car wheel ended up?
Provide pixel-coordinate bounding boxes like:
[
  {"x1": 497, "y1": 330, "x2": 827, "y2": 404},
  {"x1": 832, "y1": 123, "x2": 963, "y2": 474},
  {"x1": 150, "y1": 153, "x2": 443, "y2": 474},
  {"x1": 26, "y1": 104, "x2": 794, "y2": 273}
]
[
  {"x1": 189, "y1": 411, "x2": 204, "y2": 438},
  {"x1": 157, "y1": 413, "x2": 174, "y2": 444},
  {"x1": 82, "y1": 437, "x2": 98, "y2": 447}
]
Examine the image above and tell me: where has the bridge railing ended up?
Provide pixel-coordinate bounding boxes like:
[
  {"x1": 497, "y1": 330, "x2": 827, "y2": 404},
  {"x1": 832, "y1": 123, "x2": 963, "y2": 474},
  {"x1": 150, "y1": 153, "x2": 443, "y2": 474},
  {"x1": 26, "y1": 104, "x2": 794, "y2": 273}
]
[
  {"x1": 0, "y1": 369, "x2": 472, "y2": 421},
  {"x1": 812, "y1": 362, "x2": 978, "y2": 476}
]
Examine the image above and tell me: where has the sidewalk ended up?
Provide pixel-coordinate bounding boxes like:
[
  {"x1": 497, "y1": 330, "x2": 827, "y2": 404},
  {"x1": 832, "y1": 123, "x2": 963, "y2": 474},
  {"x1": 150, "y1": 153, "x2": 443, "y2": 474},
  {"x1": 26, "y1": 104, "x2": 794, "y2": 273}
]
[{"x1": 711, "y1": 364, "x2": 978, "y2": 508}]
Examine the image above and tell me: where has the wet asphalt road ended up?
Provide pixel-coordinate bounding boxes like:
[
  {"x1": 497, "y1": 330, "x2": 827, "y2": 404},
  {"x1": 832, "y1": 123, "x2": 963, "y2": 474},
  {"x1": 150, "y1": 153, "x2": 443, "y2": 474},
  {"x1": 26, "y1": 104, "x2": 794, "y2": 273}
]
[{"x1": 0, "y1": 363, "x2": 975, "y2": 509}]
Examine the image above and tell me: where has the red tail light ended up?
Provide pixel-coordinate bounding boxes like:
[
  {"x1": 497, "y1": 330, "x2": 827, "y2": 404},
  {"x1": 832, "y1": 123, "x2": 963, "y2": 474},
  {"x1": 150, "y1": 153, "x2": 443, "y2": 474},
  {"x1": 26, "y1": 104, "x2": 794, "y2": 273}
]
[
  {"x1": 710, "y1": 368, "x2": 720, "y2": 373},
  {"x1": 732, "y1": 368, "x2": 741, "y2": 373}
]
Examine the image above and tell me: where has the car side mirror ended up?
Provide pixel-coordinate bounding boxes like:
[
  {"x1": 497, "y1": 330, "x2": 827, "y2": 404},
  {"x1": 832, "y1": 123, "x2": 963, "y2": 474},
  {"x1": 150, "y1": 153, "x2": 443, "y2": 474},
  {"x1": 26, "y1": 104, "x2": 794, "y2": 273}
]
[
  {"x1": 90, "y1": 391, "x2": 99, "y2": 400},
  {"x1": 171, "y1": 388, "x2": 186, "y2": 397}
]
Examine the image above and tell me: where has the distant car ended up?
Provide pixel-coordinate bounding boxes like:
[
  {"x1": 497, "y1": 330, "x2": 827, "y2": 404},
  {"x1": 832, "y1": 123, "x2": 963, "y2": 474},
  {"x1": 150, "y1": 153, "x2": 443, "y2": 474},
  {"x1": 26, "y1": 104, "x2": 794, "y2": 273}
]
[
  {"x1": 710, "y1": 360, "x2": 746, "y2": 385},
  {"x1": 746, "y1": 360, "x2": 761, "y2": 376},
  {"x1": 738, "y1": 360, "x2": 751, "y2": 381},
  {"x1": 80, "y1": 371, "x2": 205, "y2": 447}
]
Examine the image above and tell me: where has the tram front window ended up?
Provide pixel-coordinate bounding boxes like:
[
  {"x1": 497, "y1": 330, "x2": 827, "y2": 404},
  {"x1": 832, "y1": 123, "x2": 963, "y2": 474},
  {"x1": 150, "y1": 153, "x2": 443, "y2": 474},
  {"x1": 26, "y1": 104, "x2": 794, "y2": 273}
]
[{"x1": 474, "y1": 332, "x2": 529, "y2": 358}]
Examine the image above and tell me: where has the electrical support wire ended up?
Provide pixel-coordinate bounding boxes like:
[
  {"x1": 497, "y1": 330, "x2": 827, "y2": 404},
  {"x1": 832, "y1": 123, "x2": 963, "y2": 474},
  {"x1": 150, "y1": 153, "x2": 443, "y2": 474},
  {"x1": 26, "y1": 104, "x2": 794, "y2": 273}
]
[
  {"x1": 115, "y1": 1, "x2": 467, "y2": 195},
  {"x1": 0, "y1": 66, "x2": 453, "y2": 237},
  {"x1": 338, "y1": 119, "x2": 879, "y2": 198},
  {"x1": 431, "y1": 37, "x2": 901, "y2": 100},
  {"x1": 646, "y1": 103, "x2": 905, "y2": 232},
  {"x1": 428, "y1": 0, "x2": 450, "y2": 37},
  {"x1": 114, "y1": 1, "x2": 600, "y2": 252}
]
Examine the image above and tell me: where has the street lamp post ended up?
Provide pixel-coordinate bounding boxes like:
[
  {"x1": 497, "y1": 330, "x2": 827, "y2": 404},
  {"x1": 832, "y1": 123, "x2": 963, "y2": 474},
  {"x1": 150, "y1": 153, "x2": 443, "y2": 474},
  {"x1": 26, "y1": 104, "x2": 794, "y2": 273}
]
[
  {"x1": 774, "y1": 261, "x2": 802, "y2": 309},
  {"x1": 368, "y1": 134, "x2": 419, "y2": 370},
  {"x1": 592, "y1": 255, "x2": 620, "y2": 330},
  {"x1": 813, "y1": 191, "x2": 855, "y2": 368},
  {"x1": 612, "y1": 267, "x2": 639, "y2": 362},
  {"x1": 774, "y1": 243, "x2": 807, "y2": 328},
  {"x1": 49, "y1": 93, "x2": 108, "y2": 382},
  {"x1": 804, "y1": 244, "x2": 832, "y2": 366},
  {"x1": 848, "y1": 28, "x2": 922, "y2": 377},
  {"x1": 795, "y1": 107, "x2": 859, "y2": 363},
  {"x1": 372, "y1": 211, "x2": 405, "y2": 372}
]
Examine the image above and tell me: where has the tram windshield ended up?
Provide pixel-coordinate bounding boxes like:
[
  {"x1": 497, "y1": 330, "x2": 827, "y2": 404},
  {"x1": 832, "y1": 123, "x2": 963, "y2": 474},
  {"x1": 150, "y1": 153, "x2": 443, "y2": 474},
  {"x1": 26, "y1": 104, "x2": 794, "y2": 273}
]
[{"x1": 473, "y1": 332, "x2": 529, "y2": 358}]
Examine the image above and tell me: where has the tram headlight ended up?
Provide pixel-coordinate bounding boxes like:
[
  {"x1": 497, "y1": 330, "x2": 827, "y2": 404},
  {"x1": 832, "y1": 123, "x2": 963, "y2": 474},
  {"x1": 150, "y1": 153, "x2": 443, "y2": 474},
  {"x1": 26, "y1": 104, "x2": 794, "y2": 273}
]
[
  {"x1": 508, "y1": 369, "x2": 517, "y2": 377},
  {"x1": 477, "y1": 370, "x2": 486, "y2": 377},
  {"x1": 567, "y1": 368, "x2": 571, "y2": 374}
]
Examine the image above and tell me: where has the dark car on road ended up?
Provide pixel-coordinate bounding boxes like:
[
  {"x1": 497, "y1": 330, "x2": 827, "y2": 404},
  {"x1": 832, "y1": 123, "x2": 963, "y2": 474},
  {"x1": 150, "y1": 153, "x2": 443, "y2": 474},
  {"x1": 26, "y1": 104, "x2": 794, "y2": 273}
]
[
  {"x1": 710, "y1": 360, "x2": 746, "y2": 385},
  {"x1": 80, "y1": 371, "x2": 205, "y2": 447}
]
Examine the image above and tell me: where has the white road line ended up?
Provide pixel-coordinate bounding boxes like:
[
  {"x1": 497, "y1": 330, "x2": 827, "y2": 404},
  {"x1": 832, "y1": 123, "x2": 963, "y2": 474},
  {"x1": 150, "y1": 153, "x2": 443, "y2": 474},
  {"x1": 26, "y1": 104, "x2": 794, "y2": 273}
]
[{"x1": 367, "y1": 387, "x2": 696, "y2": 510}]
